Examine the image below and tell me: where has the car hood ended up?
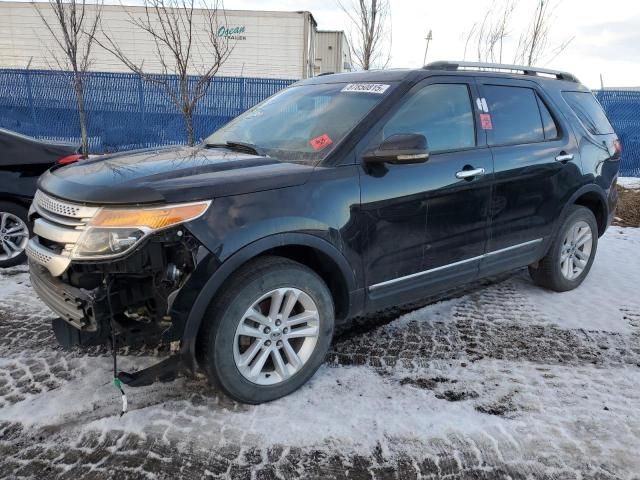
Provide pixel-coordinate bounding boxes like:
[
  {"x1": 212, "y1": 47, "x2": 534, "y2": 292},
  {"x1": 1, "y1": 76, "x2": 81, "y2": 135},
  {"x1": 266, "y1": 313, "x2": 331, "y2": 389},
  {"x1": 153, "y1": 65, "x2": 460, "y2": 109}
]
[{"x1": 38, "y1": 145, "x2": 316, "y2": 204}]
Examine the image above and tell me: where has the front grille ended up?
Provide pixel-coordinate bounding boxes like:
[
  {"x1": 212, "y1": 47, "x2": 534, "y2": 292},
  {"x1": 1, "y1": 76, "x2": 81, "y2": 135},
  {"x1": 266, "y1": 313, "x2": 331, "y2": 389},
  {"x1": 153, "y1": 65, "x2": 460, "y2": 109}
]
[
  {"x1": 26, "y1": 242, "x2": 54, "y2": 265},
  {"x1": 35, "y1": 191, "x2": 84, "y2": 217},
  {"x1": 33, "y1": 190, "x2": 99, "y2": 225},
  {"x1": 27, "y1": 190, "x2": 100, "y2": 276}
]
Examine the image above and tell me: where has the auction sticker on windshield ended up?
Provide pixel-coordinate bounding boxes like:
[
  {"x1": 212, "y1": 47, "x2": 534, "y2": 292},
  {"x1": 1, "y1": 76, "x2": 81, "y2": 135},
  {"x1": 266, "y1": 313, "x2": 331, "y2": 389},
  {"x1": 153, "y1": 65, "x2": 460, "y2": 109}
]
[
  {"x1": 341, "y1": 83, "x2": 390, "y2": 94},
  {"x1": 310, "y1": 133, "x2": 333, "y2": 151}
]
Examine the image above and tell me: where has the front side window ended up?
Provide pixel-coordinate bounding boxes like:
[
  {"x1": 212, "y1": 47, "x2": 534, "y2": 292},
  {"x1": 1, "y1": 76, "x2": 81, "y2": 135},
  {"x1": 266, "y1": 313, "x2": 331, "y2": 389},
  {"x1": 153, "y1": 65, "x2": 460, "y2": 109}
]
[
  {"x1": 484, "y1": 85, "x2": 545, "y2": 145},
  {"x1": 205, "y1": 82, "x2": 393, "y2": 163},
  {"x1": 380, "y1": 83, "x2": 476, "y2": 153}
]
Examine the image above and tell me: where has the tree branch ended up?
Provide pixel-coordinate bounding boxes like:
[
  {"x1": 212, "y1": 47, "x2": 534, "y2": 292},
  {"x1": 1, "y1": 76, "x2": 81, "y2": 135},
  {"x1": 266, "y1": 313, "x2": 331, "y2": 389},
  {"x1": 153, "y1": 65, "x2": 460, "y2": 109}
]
[{"x1": 97, "y1": 0, "x2": 231, "y2": 145}]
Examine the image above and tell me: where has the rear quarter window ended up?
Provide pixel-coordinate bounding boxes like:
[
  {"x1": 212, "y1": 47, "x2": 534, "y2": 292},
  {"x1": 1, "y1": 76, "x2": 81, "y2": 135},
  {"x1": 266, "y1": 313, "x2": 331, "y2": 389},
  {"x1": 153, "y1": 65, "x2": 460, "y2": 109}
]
[{"x1": 562, "y1": 91, "x2": 614, "y2": 135}]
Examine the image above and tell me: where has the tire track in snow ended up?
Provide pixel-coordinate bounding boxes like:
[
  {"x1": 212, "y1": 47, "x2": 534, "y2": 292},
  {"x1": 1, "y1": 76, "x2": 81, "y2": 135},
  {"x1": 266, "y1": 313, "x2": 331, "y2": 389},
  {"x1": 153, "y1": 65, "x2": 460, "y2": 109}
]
[{"x1": 329, "y1": 277, "x2": 640, "y2": 369}]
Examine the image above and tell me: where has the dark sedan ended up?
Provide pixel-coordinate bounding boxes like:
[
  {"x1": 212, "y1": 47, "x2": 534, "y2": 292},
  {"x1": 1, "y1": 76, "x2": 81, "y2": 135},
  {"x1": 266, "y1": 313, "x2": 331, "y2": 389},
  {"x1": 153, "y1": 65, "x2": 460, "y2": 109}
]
[{"x1": 0, "y1": 128, "x2": 79, "y2": 267}]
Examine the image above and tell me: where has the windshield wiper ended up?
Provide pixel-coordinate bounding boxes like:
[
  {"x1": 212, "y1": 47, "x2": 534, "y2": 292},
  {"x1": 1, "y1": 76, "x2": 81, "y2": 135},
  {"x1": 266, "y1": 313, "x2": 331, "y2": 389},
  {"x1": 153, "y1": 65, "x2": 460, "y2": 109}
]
[{"x1": 205, "y1": 141, "x2": 266, "y2": 156}]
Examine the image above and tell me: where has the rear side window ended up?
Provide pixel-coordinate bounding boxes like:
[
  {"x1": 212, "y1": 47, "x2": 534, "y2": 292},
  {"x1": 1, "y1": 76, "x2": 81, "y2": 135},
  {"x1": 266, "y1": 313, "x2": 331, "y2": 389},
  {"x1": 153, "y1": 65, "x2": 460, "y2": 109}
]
[
  {"x1": 484, "y1": 85, "x2": 545, "y2": 145},
  {"x1": 562, "y1": 91, "x2": 614, "y2": 135},
  {"x1": 381, "y1": 83, "x2": 475, "y2": 152}
]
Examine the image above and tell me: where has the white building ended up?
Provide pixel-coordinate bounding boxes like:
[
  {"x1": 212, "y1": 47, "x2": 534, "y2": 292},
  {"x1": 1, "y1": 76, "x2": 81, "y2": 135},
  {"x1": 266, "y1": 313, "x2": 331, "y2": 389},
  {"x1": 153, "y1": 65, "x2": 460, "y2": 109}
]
[
  {"x1": 0, "y1": 2, "x2": 352, "y2": 80},
  {"x1": 315, "y1": 31, "x2": 353, "y2": 76}
]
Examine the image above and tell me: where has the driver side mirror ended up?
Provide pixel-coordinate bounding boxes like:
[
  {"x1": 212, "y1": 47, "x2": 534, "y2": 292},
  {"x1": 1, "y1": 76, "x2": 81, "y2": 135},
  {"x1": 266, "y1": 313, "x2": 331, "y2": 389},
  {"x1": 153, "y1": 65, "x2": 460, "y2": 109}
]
[{"x1": 362, "y1": 134, "x2": 429, "y2": 165}]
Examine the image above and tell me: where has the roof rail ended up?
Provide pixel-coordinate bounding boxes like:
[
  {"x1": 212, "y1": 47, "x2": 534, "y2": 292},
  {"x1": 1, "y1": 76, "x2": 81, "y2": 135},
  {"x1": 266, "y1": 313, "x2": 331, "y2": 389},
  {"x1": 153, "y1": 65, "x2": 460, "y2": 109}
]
[{"x1": 424, "y1": 61, "x2": 579, "y2": 83}]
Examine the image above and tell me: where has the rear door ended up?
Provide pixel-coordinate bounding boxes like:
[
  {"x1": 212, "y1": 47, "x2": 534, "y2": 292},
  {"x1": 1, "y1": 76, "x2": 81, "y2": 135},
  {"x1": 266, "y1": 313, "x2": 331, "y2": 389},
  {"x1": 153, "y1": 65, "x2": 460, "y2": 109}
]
[{"x1": 476, "y1": 78, "x2": 580, "y2": 275}]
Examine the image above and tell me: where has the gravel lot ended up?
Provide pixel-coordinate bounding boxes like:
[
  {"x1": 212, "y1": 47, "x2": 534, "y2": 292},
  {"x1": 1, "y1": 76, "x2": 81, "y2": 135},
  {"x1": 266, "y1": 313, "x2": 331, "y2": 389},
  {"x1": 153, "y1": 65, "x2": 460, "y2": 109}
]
[{"x1": 1, "y1": 226, "x2": 639, "y2": 479}]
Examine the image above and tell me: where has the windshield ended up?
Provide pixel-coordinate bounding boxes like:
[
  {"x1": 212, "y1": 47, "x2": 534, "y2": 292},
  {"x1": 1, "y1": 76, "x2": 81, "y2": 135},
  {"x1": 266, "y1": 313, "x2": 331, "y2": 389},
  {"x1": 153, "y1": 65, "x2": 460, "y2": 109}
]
[{"x1": 205, "y1": 82, "x2": 394, "y2": 162}]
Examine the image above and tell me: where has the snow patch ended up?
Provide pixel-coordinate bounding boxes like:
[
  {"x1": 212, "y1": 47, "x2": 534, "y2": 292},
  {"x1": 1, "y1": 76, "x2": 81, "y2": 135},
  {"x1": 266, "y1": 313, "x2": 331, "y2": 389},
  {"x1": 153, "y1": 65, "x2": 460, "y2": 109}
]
[
  {"x1": 618, "y1": 177, "x2": 640, "y2": 190},
  {"x1": 515, "y1": 226, "x2": 640, "y2": 333}
]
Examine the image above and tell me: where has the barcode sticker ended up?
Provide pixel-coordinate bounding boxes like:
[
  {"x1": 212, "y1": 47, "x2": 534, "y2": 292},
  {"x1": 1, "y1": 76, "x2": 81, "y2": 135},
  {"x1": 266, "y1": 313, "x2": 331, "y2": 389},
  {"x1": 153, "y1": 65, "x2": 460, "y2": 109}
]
[{"x1": 341, "y1": 83, "x2": 390, "y2": 94}]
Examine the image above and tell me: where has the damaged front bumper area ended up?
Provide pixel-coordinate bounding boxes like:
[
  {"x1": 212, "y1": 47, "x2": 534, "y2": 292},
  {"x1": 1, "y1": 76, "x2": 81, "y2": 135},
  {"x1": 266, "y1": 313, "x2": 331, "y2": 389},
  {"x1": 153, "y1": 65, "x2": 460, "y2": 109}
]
[
  {"x1": 26, "y1": 190, "x2": 211, "y2": 385},
  {"x1": 30, "y1": 262, "x2": 105, "y2": 342},
  {"x1": 29, "y1": 252, "x2": 192, "y2": 350}
]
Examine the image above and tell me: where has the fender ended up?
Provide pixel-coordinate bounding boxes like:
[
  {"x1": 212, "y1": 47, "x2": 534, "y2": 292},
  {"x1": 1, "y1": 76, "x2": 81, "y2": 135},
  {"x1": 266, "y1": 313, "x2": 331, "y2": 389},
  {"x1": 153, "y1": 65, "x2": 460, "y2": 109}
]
[
  {"x1": 551, "y1": 182, "x2": 609, "y2": 241},
  {"x1": 175, "y1": 232, "x2": 359, "y2": 370}
]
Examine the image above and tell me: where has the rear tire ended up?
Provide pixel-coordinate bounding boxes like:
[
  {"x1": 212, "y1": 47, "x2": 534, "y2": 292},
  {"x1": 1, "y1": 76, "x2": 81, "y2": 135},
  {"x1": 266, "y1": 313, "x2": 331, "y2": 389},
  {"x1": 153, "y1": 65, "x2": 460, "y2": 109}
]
[
  {"x1": 0, "y1": 201, "x2": 31, "y2": 268},
  {"x1": 201, "y1": 256, "x2": 334, "y2": 404},
  {"x1": 529, "y1": 205, "x2": 598, "y2": 292}
]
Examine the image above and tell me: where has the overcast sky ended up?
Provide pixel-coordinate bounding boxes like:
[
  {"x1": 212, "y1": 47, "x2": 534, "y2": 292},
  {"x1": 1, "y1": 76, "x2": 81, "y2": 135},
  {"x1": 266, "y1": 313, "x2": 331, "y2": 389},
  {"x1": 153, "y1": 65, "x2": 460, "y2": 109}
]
[{"x1": 224, "y1": 0, "x2": 640, "y2": 89}]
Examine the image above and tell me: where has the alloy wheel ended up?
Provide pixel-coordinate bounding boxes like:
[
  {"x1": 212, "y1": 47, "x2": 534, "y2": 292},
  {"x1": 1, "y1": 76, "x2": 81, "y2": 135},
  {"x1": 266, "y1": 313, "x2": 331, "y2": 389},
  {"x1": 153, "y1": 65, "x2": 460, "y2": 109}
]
[
  {"x1": 233, "y1": 287, "x2": 320, "y2": 385},
  {"x1": 559, "y1": 220, "x2": 593, "y2": 280},
  {"x1": 0, "y1": 212, "x2": 29, "y2": 262}
]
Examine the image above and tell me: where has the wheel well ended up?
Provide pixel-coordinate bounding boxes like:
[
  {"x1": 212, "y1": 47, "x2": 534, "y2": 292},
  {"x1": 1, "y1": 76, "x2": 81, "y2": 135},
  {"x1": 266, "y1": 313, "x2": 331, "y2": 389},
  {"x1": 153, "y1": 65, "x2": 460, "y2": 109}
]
[
  {"x1": 257, "y1": 245, "x2": 350, "y2": 322},
  {"x1": 574, "y1": 192, "x2": 606, "y2": 236}
]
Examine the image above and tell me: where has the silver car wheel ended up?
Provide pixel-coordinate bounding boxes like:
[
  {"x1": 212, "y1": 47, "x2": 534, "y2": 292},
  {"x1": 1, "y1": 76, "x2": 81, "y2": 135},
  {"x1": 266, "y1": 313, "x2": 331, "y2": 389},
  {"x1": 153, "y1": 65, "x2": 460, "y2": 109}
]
[
  {"x1": 0, "y1": 212, "x2": 29, "y2": 262},
  {"x1": 233, "y1": 287, "x2": 320, "y2": 386},
  {"x1": 559, "y1": 220, "x2": 593, "y2": 280}
]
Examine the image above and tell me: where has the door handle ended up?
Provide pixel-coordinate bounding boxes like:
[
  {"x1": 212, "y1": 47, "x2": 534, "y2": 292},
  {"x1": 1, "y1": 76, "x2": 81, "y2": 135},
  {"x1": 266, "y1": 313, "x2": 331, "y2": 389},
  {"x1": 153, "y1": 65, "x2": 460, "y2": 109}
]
[
  {"x1": 555, "y1": 153, "x2": 574, "y2": 162},
  {"x1": 456, "y1": 167, "x2": 485, "y2": 179}
]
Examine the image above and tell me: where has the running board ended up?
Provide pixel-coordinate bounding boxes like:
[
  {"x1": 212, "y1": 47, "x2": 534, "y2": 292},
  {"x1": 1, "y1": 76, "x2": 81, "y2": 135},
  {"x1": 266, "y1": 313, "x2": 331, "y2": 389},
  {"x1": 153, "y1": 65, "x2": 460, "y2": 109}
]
[{"x1": 117, "y1": 355, "x2": 184, "y2": 387}]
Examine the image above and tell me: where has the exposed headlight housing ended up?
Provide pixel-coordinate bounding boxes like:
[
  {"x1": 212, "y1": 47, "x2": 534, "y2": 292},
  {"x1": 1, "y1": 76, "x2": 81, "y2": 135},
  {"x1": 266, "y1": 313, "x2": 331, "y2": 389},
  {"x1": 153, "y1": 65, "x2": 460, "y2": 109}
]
[{"x1": 71, "y1": 201, "x2": 210, "y2": 259}]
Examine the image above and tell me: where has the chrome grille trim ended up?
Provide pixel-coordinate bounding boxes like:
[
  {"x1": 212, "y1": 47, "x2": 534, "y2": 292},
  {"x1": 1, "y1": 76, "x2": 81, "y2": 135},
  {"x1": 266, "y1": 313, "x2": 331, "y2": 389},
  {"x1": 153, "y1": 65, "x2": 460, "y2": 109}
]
[
  {"x1": 33, "y1": 190, "x2": 99, "y2": 219},
  {"x1": 33, "y1": 218, "x2": 83, "y2": 244},
  {"x1": 27, "y1": 190, "x2": 99, "y2": 276},
  {"x1": 26, "y1": 238, "x2": 71, "y2": 277},
  {"x1": 32, "y1": 203, "x2": 87, "y2": 227}
]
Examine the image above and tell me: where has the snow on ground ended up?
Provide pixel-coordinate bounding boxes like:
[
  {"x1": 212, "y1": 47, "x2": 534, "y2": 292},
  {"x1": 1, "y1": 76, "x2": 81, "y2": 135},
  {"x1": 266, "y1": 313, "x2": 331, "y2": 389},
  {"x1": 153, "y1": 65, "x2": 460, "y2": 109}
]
[
  {"x1": 515, "y1": 227, "x2": 640, "y2": 333},
  {"x1": 618, "y1": 176, "x2": 640, "y2": 190},
  {"x1": 0, "y1": 227, "x2": 639, "y2": 478}
]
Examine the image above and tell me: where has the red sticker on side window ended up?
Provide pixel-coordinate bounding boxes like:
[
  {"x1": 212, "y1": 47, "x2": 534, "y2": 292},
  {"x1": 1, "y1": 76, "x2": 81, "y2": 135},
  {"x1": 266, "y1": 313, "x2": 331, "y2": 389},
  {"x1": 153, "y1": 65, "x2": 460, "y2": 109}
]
[
  {"x1": 480, "y1": 113, "x2": 493, "y2": 130},
  {"x1": 310, "y1": 133, "x2": 333, "y2": 151}
]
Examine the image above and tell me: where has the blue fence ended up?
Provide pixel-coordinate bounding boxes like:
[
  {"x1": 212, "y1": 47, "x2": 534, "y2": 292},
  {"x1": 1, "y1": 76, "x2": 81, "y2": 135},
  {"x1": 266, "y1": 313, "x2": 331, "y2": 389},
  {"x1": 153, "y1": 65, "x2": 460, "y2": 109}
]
[
  {"x1": 0, "y1": 69, "x2": 294, "y2": 152},
  {"x1": 594, "y1": 90, "x2": 640, "y2": 177},
  {"x1": 0, "y1": 69, "x2": 639, "y2": 176}
]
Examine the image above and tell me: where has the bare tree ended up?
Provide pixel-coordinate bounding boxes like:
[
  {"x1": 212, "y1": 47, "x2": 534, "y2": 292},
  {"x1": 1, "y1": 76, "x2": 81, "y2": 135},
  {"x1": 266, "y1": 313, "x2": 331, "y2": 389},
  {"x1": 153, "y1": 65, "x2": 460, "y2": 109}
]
[
  {"x1": 338, "y1": 0, "x2": 392, "y2": 70},
  {"x1": 33, "y1": 0, "x2": 103, "y2": 156},
  {"x1": 514, "y1": 0, "x2": 574, "y2": 66},
  {"x1": 97, "y1": 0, "x2": 231, "y2": 145},
  {"x1": 463, "y1": 0, "x2": 573, "y2": 66},
  {"x1": 463, "y1": 0, "x2": 517, "y2": 63}
]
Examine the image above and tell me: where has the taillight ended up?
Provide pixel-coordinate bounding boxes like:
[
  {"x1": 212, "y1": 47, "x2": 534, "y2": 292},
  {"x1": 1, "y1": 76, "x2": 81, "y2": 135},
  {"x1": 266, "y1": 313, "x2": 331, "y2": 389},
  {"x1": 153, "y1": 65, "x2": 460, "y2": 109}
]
[
  {"x1": 614, "y1": 139, "x2": 622, "y2": 155},
  {"x1": 57, "y1": 153, "x2": 83, "y2": 165}
]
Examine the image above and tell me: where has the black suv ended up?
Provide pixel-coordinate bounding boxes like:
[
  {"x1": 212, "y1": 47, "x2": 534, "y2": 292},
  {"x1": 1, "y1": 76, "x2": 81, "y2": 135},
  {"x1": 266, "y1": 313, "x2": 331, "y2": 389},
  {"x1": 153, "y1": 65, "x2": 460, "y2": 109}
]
[{"x1": 27, "y1": 62, "x2": 620, "y2": 404}]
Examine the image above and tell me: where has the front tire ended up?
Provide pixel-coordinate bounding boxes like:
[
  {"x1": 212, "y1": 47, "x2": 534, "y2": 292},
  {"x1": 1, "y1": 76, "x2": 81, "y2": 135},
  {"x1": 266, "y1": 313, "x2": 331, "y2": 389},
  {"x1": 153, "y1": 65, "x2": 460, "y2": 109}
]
[
  {"x1": 201, "y1": 256, "x2": 334, "y2": 404},
  {"x1": 0, "y1": 201, "x2": 31, "y2": 268},
  {"x1": 529, "y1": 205, "x2": 598, "y2": 292}
]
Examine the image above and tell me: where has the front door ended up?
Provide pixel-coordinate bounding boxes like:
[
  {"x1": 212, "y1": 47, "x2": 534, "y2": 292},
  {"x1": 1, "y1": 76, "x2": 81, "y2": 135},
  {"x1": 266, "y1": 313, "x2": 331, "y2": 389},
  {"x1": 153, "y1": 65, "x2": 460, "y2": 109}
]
[{"x1": 357, "y1": 77, "x2": 494, "y2": 311}]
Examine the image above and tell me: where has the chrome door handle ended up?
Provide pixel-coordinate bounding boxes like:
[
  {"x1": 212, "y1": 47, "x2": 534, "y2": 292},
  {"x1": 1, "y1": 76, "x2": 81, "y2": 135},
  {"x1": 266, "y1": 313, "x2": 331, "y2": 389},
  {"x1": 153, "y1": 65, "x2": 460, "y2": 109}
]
[
  {"x1": 555, "y1": 153, "x2": 574, "y2": 162},
  {"x1": 456, "y1": 167, "x2": 485, "y2": 179}
]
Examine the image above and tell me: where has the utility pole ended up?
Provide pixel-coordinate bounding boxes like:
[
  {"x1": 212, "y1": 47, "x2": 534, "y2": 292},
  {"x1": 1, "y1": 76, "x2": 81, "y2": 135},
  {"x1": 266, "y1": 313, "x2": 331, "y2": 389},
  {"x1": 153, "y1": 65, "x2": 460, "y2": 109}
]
[
  {"x1": 423, "y1": 30, "x2": 433, "y2": 65},
  {"x1": 600, "y1": 73, "x2": 604, "y2": 90}
]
